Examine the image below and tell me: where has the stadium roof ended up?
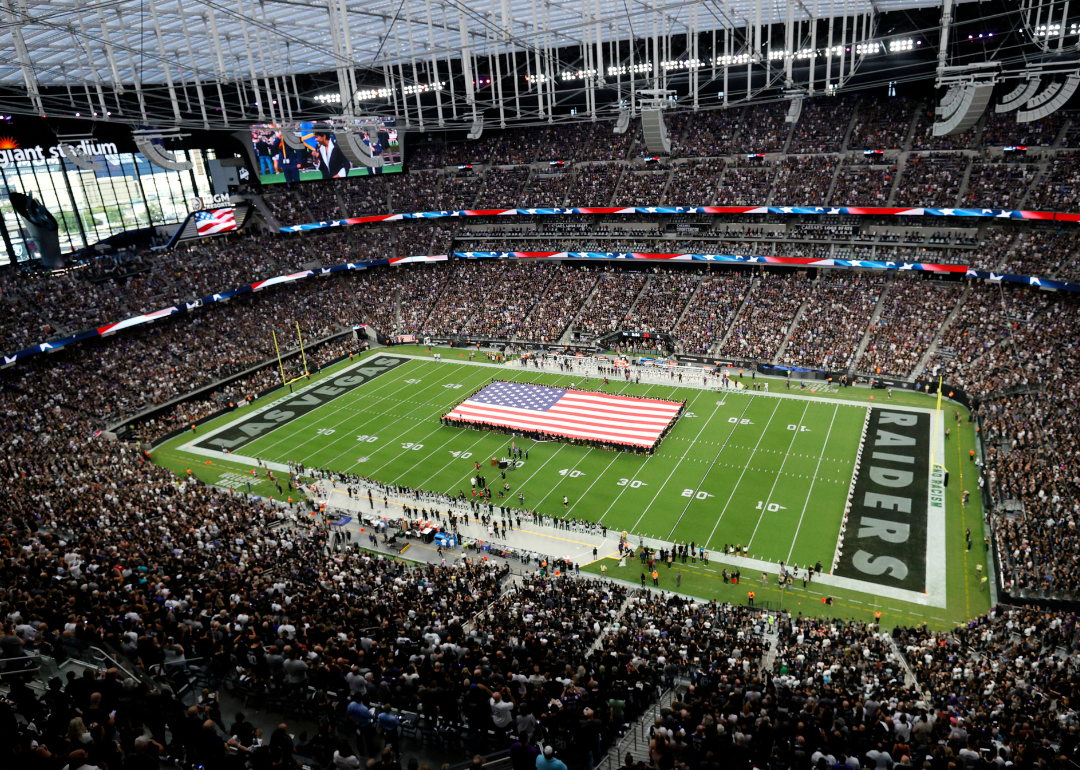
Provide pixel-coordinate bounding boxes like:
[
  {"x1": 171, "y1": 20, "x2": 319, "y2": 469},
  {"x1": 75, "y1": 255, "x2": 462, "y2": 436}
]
[{"x1": 1, "y1": 0, "x2": 949, "y2": 88}]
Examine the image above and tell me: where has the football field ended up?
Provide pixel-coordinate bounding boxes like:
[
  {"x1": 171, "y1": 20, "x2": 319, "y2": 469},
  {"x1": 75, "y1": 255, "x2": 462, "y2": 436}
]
[{"x1": 156, "y1": 346, "x2": 990, "y2": 628}]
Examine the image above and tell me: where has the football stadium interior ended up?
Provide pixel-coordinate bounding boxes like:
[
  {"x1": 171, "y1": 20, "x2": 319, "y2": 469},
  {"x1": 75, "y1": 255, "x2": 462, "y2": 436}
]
[{"x1": 1, "y1": 0, "x2": 1079, "y2": 768}]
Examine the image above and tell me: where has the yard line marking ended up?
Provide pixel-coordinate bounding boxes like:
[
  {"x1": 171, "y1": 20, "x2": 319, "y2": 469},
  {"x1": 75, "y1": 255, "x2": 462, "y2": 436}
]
[
  {"x1": 416, "y1": 431, "x2": 493, "y2": 489},
  {"x1": 565, "y1": 453, "x2": 623, "y2": 518},
  {"x1": 287, "y1": 361, "x2": 469, "y2": 464},
  {"x1": 317, "y1": 358, "x2": 492, "y2": 460},
  {"x1": 535, "y1": 448, "x2": 596, "y2": 510},
  {"x1": 703, "y1": 398, "x2": 783, "y2": 549},
  {"x1": 364, "y1": 368, "x2": 535, "y2": 475},
  {"x1": 663, "y1": 397, "x2": 757, "y2": 539},
  {"x1": 596, "y1": 389, "x2": 709, "y2": 525},
  {"x1": 325, "y1": 365, "x2": 498, "y2": 471},
  {"x1": 389, "y1": 370, "x2": 537, "y2": 481},
  {"x1": 785, "y1": 404, "x2": 840, "y2": 563},
  {"x1": 513, "y1": 443, "x2": 567, "y2": 492},
  {"x1": 630, "y1": 393, "x2": 725, "y2": 531},
  {"x1": 252, "y1": 359, "x2": 438, "y2": 457},
  {"x1": 421, "y1": 371, "x2": 558, "y2": 493},
  {"x1": 747, "y1": 401, "x2": 810, "y2": 551}
]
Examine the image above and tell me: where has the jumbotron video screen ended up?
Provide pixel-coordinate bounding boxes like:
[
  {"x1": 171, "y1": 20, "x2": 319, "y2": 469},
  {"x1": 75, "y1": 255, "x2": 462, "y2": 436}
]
[{"x1": 250, "y1": 117, "x2": 402, "y2": 183}]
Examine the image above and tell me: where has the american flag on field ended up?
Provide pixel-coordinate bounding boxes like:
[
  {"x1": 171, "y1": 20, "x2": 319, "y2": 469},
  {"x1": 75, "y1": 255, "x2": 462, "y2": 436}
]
[
  {"x1": 195, "y1": 207, "x2": 237, "y2": 236},
  {"x1": 446, "y1": 381, "x2": 682, "y2": 447}
]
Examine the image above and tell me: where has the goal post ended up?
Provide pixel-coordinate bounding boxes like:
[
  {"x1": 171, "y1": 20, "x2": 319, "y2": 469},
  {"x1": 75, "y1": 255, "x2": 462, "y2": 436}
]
[{"x1": 272, "y1": 323, "x2": 312, "y2": 390}]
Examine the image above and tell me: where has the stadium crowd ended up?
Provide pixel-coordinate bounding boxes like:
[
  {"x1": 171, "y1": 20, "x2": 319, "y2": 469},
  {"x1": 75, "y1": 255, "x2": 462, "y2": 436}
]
[
  {"x1": 714, "y1": 162, "x2": 776, "y2": 206},
  {"x1": 858, "y1": 276, "x2": 962, "y2": 377},
  {"x1": 669, "y1": 110, "x2": 740, "y2": 158},
  {"x1": 779, "y1": 273, "x2": 886, "y2": 371},
  {"x1": 717, "y1": 273, "x2": 808, "y2": 360},
  {"x1": 848, "y1": 96, "x2": 917, "y2": 149},
  {"x1": 611, "y1": 172, "x2": 670, "y2": 207},
  {"x1": 769, "y1": 156, "x2": 839, "y2": 207},
  {"x1": 829, "y1": 162, "x2": 895, "y2": 206},
  {"x1": 787, "y1": 96, "x2": 858, "y2": 154},
  {"x1": 516, "y1": 265, "x2": 601, "y2": 342},
  {"x1": 571, "y1": 273, "x2": 648, "y2": 337},
  {"x1": 893, "y1": 154, "x2": 968, "y2": 208},
  {"x1": 4, "y1": 242, "x2": 1080, "y2": 770},
  {"x1": 566, "y1": 164, "x2": 623, "y2": 207},
  {"x1": 961, "y1": 162, "x2": 1037, "y2": 211},
  {"x1": 304, "y1": 185, "x2": 345, "y2": 222},
  {"x1": 522, "y1": 174, "x2": 572, "y2": 208},
  {"x1": 390, "y1": 171, "x2": 442, "y2": 214},
  {"x1": 667, "y1": 160, "x2": 725, "y2": 205},
  {"x1": 672, "y1": 274, "x2": 751, "y2": 355},
  {"x1": 476, "y1": 168, "x2": 532, "y2": 209},
  {"x1": 339, "y1": 177, "x2": 389, "y2": 218},
  {"x1": 435, "y1": 175, "x2": 483, "y2": 210},
  {"x1": 7, "y1": 91, "x2": 1080, "y2": 770},
  {"x1": 627, "y1": 270, "x2": 699, "y2": 337},
  {"x1": 1027, "y1": 152, "x2": 1080, "y2": 212}
]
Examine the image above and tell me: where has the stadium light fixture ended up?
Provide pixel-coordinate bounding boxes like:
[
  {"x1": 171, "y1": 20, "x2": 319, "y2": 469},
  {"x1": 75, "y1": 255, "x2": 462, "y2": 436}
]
[
  {"x1": 608, "y1": 63, "x2": 652, "y2": 76},
  {"x1": 661, "y1": 59, "x2": 701, "y2": 70},
  {"x1": 560, "y1": 69, "x2": 598, "y2": 81},
  {"x1": 354, "y1": 88, "x2": 390, "y2": 100},
  {"x1": 402, "y1": 81, "x2": 445, "y2": 95},
  {"x1": 715, "y1": 54, "x2": 750, "y2": 66},
  {"x1": 890, "y1": 39, "x2": 915, "y2": 53},
  {"x1": 315, "y1": 93, "x2": 341, "y2": 104}
]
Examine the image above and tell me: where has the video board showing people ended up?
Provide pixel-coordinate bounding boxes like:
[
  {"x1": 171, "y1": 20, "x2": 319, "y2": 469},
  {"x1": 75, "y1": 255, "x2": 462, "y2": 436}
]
[{"x1": 250, "y1": 118, "x2": 401, "y2": 184}]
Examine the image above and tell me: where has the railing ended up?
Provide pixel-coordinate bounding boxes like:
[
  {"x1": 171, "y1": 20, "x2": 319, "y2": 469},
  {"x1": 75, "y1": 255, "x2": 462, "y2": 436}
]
[
  {"x1": 0, "y1": 640, "x2": 164, "y2": 697},
  {"x1": 595, "y1": 684, "x2": 678, "y2": 770},
  {"x1": 446, "y1": 750, "x2": 511, "y2": 770}
]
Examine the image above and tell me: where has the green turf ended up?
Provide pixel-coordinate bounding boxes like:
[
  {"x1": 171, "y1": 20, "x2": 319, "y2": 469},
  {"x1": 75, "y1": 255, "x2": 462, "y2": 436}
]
[
  {"x1": 258, "y1": 165, "x2": 405, "y2": 186},
  {"x1": 155, "y1": 347, "x2": 991, "y2": 629}
]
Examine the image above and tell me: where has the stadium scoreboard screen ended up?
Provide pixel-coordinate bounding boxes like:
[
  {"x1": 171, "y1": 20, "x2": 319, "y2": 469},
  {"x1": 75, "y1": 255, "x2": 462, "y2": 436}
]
[{"x1": 250, "y1": 117, "x2": 402, "y2": 184}]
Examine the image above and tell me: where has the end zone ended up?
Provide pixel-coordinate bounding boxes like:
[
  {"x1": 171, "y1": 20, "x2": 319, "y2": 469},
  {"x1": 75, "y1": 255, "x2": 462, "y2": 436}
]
[{"x1": 830, "y1": 405, "x2": 948, "y2": 607}]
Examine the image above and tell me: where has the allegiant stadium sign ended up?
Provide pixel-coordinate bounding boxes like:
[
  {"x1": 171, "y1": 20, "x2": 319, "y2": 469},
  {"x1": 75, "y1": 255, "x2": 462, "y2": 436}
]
[{"x1": 0, "y1": 139, "x2": 120, "y2": 167}]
